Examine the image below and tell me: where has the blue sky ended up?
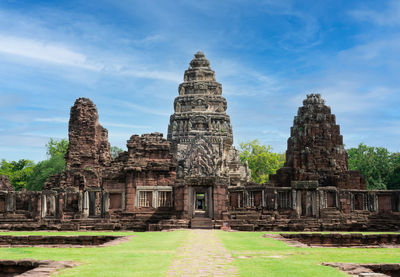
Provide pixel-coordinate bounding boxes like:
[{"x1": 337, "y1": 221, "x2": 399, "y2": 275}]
[{"x1": 1, "y1": 0, "x2": 400, "y2": 162}]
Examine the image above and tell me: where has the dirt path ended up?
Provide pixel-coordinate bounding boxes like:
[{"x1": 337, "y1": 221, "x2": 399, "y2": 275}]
[{"x1": 167, "y1": 229, "x2": 238, "y2": 277}]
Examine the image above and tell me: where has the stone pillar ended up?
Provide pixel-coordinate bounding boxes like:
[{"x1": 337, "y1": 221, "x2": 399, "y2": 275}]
[
  {"x1": 78, "y1": 191, "x2": 83, "y2": 212},
  {"x1": 319, "y1": 190, "x2": 325, "y2": 210},
  {"x1": 50, "y1": 195, "x2": 56, "y2": 215},
  {"x1": 313, "y1": 190, "x2": 317, "y2": 217},
  {"x1": 296, "y1": 191, "x2": 302, "y2": 216},
  {"x1": 83, "y1": 191, "x2": 89, "y2": 217},
  {"x1": 41, "y1": 194, "x2": 47, "y2": 218},
  {"x1": 291, "y1": 189, "x2": 297, "y2": 211},
  {"x1": 103, "y1": 191, "x2": 110, "y2": 213},
  {"x1": 125, "y1": 172, "x2": 135, "y2": 212},
  {"x1": 188, "y1": 186, "x2": 194, "y2": 218},
  {"x1": 58, "y1": 192, "x2": 63, "y2": 219},
  {"x1": 262, "y1": 190, "x2": 266, "y2": 207},
  {"x1": 6, "y1": 192, "x2": 15, "y2": 212},
  {"x1": 153, "y1": 190, "x2": 158, "y2": 208},
  {"x1": 208, "y1": 186, "x2": 213, "y2": 219},
  {"x1": 121, "y1": 191, "x2": 126, "y2": 211}
]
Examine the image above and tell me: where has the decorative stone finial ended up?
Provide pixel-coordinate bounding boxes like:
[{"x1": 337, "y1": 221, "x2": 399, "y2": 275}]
[
  {"x1": 189, "y1": 51, "x2": 210, "y2": 69},
  {"x1": 303, "y1": 93, "x2": 325, "y2": 105}
]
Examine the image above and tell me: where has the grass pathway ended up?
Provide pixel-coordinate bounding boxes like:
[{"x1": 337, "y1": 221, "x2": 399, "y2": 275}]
[{"x1": 167, "y1": 229, "x2": 238, "y2": 277}]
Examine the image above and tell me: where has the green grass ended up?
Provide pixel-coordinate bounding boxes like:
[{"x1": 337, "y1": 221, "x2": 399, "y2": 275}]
[
  {"x1": 0, "y1": 230, "x2": 189, "y2": 277},
  {"x1": 0, "y1": 230, "x2": 399, "y2": 276},
  {"x1": 218, "y1": 231, "x2": 400, "y2": 277}
]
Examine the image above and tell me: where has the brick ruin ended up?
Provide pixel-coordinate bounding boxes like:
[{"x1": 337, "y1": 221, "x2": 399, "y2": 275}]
[{"x1": 0, "y1": 52, "x2": 399, "y2": 231}]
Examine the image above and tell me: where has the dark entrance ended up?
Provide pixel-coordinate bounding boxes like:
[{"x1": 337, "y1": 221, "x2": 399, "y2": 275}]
[
  {"x1": 196, "y1": 193, "x2": 206, "y2": 211},
  {"x1": 89, "y1": 191, "x2": 95, "y2": 216},
  {"x1": 190, "y1": 186, "x2": 213, "y2": 218}
]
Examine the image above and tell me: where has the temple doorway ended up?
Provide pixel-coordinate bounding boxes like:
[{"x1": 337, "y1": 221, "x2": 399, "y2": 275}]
[
  {"x1": 190, "y1": 186, "x2": 213, "y2": 218},
  {"x1": 196, "y1": 193, "x2": 206, "y2": 211}
]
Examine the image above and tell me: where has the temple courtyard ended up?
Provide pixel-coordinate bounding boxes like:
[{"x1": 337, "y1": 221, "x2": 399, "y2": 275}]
[{"x1": 0, "y1": 230, "x2": 399, "y2": 276}]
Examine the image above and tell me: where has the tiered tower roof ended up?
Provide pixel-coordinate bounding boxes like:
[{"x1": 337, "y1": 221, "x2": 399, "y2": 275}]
[
  {"x1": 270, "y1": 93, "x2": 366, "y2": 189},
  {"x1": 167, "y1": 51, "x2": 233, "y2": 146}
]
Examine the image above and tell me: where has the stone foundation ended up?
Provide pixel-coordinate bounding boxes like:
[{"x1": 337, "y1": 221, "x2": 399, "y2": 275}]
[
  {"x1": 0, "y1": 235, "x2": 125, "y2": 247},
  {"x1": 323, "y1": 262, "x2": 400, "y2": 277},
  {"x1": 0, "y1": 259, "x2": 78, "y2": 277},
  {"x1": 280, "y1": 233, "x2": 400, "y2": 247}
]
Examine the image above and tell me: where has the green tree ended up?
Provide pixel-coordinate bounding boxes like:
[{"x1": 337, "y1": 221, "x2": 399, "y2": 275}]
[
  {"x1": 46, "y1": 138, "x2": 69, "y2": 157},
  {"x1": 111, "y1": 146, "x2": 123, "y2": 159},
  {"x1": 0, "y1": 159, "x2": 35, "y2": 190},
  {"x1": 387, "y1": 152, "x2": 400, "y2": 190},
  {"x1": 26, "y1": 138, "x2": 68, "y2": 191},
  {"x1": 27, "y1": 154, "x2": 65, "y2": 191},
  {"x1": 239, "y1": 140, "x2": 285, "y2": 184},
  {"x1": 348, "y1": 143, "x2": 393, "y2": 190}
]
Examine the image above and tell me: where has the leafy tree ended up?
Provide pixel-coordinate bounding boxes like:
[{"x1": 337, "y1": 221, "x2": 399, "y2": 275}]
[
  {"x1": 348, "y1": 143, "x2": 393, "y2": 190},
  {"x1": 387, "y1": 152, "x2": 400, "y2": 190},
  {"x1": 0, "y1": 159, "x2": 35, "y2": 190},
  {"x1": 111, "y1": 146, "x2": 124, "y2": 159},
  {"x1": 27, "y1": 154, "x2": 65, "y2": 191},
  {"x1": 26, "y1": 138, "x2": 68, "y2": 191},
  {"x1": 46, "y1": 138, "x2": 69, "y2": 157},
  {"x1": 239, "y1": 140, "x2": 284, "y2": 184}
]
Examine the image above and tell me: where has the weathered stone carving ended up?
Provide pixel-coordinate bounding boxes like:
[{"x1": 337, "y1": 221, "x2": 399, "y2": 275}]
[
  {"x1": 66, "y1": 98, "x2": 111, "y2": 170},
  {"x1": 0, "y1": 175, "x2": 14, "y2": 191},
  {"x1": 167, "y1": 51, "x2": 250, "y2": 186},
  {"x1": 270, "y1": 93, "x2": 366, "y2": 189},
  {"x1": 45, "y1": 98, "x2": 112, "y2": 190}
]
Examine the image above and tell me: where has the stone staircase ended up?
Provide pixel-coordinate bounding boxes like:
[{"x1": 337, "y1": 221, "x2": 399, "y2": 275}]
[{"x1": 190, "y1": 217, "x2": 213, "y2": 229}]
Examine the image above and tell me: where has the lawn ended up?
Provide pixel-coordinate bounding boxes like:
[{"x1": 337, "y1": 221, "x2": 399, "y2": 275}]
[
  {"x1": 0, "y1": 230, "x2": 189, "y2": 277},
  {"x1": 0, "y1": 230, "x2": 399, "y2": 276},
  {"x1": 218, "y1": 231, "x2": 400, "y2": 277}
]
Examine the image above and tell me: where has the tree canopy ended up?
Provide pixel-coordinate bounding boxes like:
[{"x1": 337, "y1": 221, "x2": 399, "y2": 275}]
[
  {"x1": 348, "y1": 143, "x2": 400, "y2": 190},
  {"x1": 26, "y1": 138, "x2": 69, "y2": 191},
  {"x1": 46, "y1": 138, "x2": 69, "y2": 157},
  {"x1": 0, "y1": 159, "x2": 35, "y2": 190},
  {"x1": 239, "y1": 140, "x2": 284, "y2": 184}
]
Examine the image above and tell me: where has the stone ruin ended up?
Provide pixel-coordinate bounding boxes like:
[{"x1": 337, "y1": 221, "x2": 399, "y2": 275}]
[
  {"x1": 0, "y1": 175, "x2": 14, "y2": 191},
  {"x1": 270, "y1": 93, "x2": 366, "y2": 190},
  {"x1": 168, "y1": 51, "x2": 250, "y2": 222},
  {"x1": 0, "y1": 52, "x2": 399, "y2": 231}
]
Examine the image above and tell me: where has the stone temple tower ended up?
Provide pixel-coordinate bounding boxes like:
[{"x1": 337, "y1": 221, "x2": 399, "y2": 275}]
[
  {"x1": 270, "y1": 93, "x2": 366, "y2": 190},
  {"x1": 168, "y1": 51, "x2": 250, "y2": 220}
]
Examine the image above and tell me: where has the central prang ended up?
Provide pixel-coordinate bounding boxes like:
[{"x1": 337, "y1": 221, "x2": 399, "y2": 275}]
[
  {"x1": 167, "y1": 51, "x2": 250, "y2": 220},
  {"x1": 167, "y1": 51, "x2": 249, "y2": 182}
]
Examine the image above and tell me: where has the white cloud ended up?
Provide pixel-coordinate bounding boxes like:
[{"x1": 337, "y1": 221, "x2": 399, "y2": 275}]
[
  {"x1": 34, "y1": 117, "x2": 68, "y2": 123},
  {"x1": 103, "y1": 122, "x2": 150, "y2": 129},
  {"x1": 118, "y1": 69, "x2": 181, "y2": 83},
  {"x1": 349, "y1": 0, "x2": 400, "y2": 26},
  {"x1": 121, "y1": 102, "x2": 170, "y2": 116},
  {"x1": 0, "y1": 34, "x2": 102, "y2": 70}
]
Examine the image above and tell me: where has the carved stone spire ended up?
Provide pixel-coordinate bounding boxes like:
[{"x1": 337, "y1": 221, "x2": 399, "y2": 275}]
[
  {"x1": 65, "y1": 98, "x2": 111, "y2": 170},
  {"x1": 167, "y1": 52, "x2": 249, "y2": 185},
  {"x1": 270, "y1": 93, "x2": 366, "y2": 189},
  {"x1": 168, "y1": 51, "x2": 232, "y2": 145}
]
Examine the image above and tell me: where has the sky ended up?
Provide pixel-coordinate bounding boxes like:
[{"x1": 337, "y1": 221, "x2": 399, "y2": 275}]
[{"x1": 0, "y1": 0, "x2": 400, "y2": 162}]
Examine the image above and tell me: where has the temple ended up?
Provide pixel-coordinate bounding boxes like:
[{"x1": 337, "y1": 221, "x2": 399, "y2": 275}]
[{"x1": 0, "y1": 52, "x2": 398, "y2": 231}]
